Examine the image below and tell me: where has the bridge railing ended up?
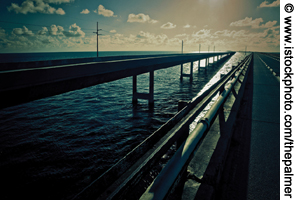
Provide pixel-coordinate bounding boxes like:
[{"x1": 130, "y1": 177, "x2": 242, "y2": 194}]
[
  {"x1": 71, "y1": 53, "x2": 251, "y2": 200},
  {"x1": 140, "y1": 54, "x2": 252, "y2": 200}
]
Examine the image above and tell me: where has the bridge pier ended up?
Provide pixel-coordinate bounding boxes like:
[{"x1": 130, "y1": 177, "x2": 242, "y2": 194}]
[
  {"x1": 132, "y1": 70, "x2": 154, "y2": 105},
  {"x1": 180, "y1": 61, "x2": 193, "y2": 82}
]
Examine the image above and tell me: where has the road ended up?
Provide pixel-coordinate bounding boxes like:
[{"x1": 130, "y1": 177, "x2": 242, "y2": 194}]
[{"x1": 215, "y1": 53, "x2": 280, "y2": 200}]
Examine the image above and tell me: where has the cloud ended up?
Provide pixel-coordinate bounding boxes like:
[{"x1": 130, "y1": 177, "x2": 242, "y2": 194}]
[
  {"x1": 230, "y1": 17, "x2": 277, "y2": 29},
  {"x1": 46, "y1": 0, "x2": 73, "y2": 4},
  {"x1": 12, "y1": 26, "x2": 34, "y2": 36},
  {"x1": 175, "y1": 33, "x2": 188, "y2": 38},
  {"x1": 49, "y1": 24, "x2": 64, "y2": 36},
  {"x1": 127, "y1": 13, "x2": 158, "y2": 23},
  {"x1": 183, "y1": 24, "x2": 191, "y2": 28},
  {"x1": 94, "y1": 5, "x2": 116, "y2": 17},
  {"x1": 7, "y1": 0, "x2": 66, "y2": 15},
  {"x1": 192, "y1": 29, "x2": 211, "y2": 38},
  {"x1": 37, "y1": 27, "x2": 48, "y2": 35},
  {"x1": 110, "y1": 30, "x2": 117, "y2": 33},
  {"x1": 80, "y1": 8, "x2": 89, "y2": 14},
  {"x1": 161, "y1": 22, "x2": 176, "y2": 29},
  {"x1": 230, "y1": 17, "x2": 263, "y2": 28},
  {"x1": 258, "y1": 0, "x2": 280, "y2": 8},
  {"x1": 63, "y1": 23, "x2": 85, "y2": 37},
  {"x1": 259, "y1": 20, "x2": 277, "y2": 28},
  {"x1": 55, "y1": 7, "x2": 65, "y2": 15},
  {"x1": 214, "y1": 30, "x2": 235, "y2": 37},
  {"x1": 0, "y1": 28, "x2": 6, "y2": 38}
]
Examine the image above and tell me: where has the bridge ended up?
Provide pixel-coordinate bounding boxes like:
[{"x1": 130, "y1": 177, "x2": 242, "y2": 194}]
[
  {"x1": 0, "y1": 52, "x2": 232, "y2": 109},
  {"x1": 0, "y1": 51, "x2": 279, "y2": 200}
]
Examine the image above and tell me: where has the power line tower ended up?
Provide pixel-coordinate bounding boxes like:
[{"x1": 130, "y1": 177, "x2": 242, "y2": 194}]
[{"x1": 93, "y1": 22, "x2": 102, "y2": 57}]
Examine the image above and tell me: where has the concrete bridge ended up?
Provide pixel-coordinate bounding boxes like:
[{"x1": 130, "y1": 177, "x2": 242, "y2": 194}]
[
  {"x1": 68, "y1": 52, "x2": 279, "y2": 200},
  {"x1": 0, "y1": 51, "x2": 279, "y2": 200},
  {"x1": 0, "y1": 52, "x2": 232, "y2": 109}
]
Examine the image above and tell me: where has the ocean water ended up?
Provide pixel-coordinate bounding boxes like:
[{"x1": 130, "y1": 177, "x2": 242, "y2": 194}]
[{"x1": 0, "y1": 51, "x2": 245, "y2": 199}]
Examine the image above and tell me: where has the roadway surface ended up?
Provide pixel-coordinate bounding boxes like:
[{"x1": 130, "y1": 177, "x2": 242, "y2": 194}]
[
  {"x1": 216, "y1": 53, "x2": 280, "y2": 200},
  {"x1": 257, "y1": 53, "x2": 280, "y2": 76}
]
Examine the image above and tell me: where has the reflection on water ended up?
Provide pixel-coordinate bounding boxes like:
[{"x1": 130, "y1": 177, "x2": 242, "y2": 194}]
[{"x1": 189, "y1": 52, "x2": 249, "y2": 132}]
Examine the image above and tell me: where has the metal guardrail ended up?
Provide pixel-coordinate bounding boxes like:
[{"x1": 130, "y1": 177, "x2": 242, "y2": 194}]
[
  {"x1": 140, "y1": 54, "x2": 252, "y2": 200},
  {"x1": 72, "y1": 53, "x2": 248, "y2": 200}
]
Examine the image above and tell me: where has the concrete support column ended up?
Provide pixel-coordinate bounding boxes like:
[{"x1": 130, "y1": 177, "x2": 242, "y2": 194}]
[
  {"x1": 132, "y1": 70, "x2": 154, "y2": 105},
  {"x1": 180, "y1": 63, "x2": 183, "y2": 81},
  {"x1": 190, "y1": 61, "x2": 193, "y2": 82},
  {"x1": 180, "y1": 62, "x2": 193, "y2": 82},
  {"x1": 149, "y1": 70, "x2": 154, "y2": 105},
  {"x1": 132, "y1": 75, "x2": 137, "y2": 104}
]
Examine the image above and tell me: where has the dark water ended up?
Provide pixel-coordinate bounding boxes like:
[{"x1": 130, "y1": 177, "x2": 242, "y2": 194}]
[{"x1": 0, "y1": 51, "x2": 241, "y2": 199}]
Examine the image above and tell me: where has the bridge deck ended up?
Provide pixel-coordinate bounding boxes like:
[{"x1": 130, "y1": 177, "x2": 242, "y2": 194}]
[
  {"x1": 180, "y1": 53, "x2": 280, "y2": 200},
  {"x1": 215, "y1": 53, "x2": 280, "y2": 200}
]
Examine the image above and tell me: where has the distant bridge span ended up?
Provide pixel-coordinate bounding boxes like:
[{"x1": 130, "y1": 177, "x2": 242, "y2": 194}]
[{"x1": 0, "y1": 52, "x2": 233, "y2": 109}]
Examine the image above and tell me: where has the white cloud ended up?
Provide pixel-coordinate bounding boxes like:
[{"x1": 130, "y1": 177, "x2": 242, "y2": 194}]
[
  {"x1": 46, "y1": 0, "x2": 73, "y2": 4},
  {"x1": 192, "y1": 29, "x2": 211, "y2": 38},
  {"x1": 49, "y1": 24, "x2": 64, "y2": 36},
  {"x1": 94, "y1": 5, "x2": 116, "y2": 17},
  {"x1": 127, "y1": 13, "x2": 158, "y2": 23},
  {"x1": 55, "y1": 7, "x2": 65, "y2": 15},
  {"x1": 0, "y1": 28, "x2": 6, "y2": 38},
  {"x1": 175, "y1": 33, "x2": 188, "y2": 38},
  {"x1": 110, "y1": 30, "x2": 117, "y2": 33},
  {"x1": 7, "y1": 0, "x2": 66, "y2": 15},
  {"x1": 258, "y1": 0, "x2": 280, "y2": 8},
  {"x1": 63, "y1": 23, "x2": 85, "y2": 37},
  {"x1": 37, "y1": 27, "x2": 48, "y2": 35},
  {"x1": 12, "y1": 26, "x2": 34, "y2": 36},
  {"x1": 183, "y1": 24, "x2": 191, "y2": 28},
  {"x1": 230, "y1": 17, "x2": 263, "y2": 28},
  {"x1": 80, "y1": 8, "x2": 89, "y2": 14},
  {"x1": 230, "y1": 17, "x2": 277, "y2": 29},
  {"x1": 259, "y1": 20, "x2": 277, "y2": 28},
  {"x1": 161, "y1": 22, "x2": 176, "y2": 29}
]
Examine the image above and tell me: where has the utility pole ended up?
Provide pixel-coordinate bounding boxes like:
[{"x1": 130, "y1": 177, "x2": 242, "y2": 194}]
[
  {"x1": 181, "y1": 40, "x2": 183, "y2": 54},
  {"x1": 199, "y1": 44, "x2": 201, "y2": 53},
  {"x1": 93, "y1": 22, "x2": 102, "y2": 57}
]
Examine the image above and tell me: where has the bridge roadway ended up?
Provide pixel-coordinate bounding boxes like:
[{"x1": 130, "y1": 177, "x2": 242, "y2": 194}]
[
  {"x1": 0, "y1": 52, "x2": 231, "y2": 109},
  {"x1": 213, "y1": 52, "x2": 280, "y2": 200}
]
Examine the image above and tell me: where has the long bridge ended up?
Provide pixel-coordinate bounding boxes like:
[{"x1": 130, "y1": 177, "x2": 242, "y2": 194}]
[
  {"x1": 0, "y1": 52, "x2": 280, "y2": 200},
  {"x1": 0, "y1": 52, "x2": 232, "y2": 109}
]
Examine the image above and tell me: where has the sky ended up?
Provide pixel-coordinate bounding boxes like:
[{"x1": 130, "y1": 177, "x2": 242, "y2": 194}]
[{"x1": 0, "y1": 0, "x2": 280, "y2": 53}]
